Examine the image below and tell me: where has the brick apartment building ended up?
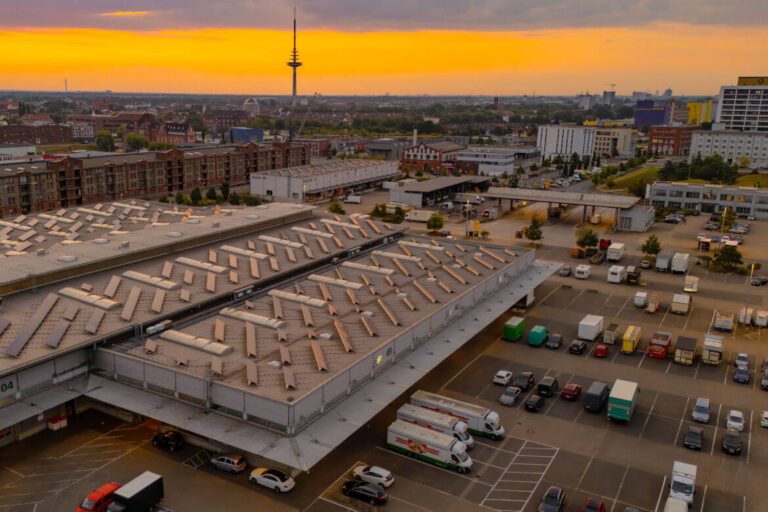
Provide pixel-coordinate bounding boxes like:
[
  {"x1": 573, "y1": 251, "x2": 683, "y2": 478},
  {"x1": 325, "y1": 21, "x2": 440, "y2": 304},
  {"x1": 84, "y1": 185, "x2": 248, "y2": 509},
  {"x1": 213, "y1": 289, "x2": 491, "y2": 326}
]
[
  {"x1": 66, "y1": 112, "x2": 195, "y2": 144},
  {"x1": 0, "y1": 124, "x2": 73, "y2": 145},
  {"x1": 292, "y1": 136, "x2": 332, "y2": 158},
  {"x1": 648, "y1": 125, "x2": 699, "y2": 156},
  {"x1": 204, "y1": 110, "x2": 249, "y2": 135},
  {"x1": 0, "y1": 142, "x2": 309, "y2": 216},
  {"x1": 154, "y1": 123, "x2": 197, "y2": 145},
  {"x1": 401, "y1": 140, "x2": 466, "y2": 172}
]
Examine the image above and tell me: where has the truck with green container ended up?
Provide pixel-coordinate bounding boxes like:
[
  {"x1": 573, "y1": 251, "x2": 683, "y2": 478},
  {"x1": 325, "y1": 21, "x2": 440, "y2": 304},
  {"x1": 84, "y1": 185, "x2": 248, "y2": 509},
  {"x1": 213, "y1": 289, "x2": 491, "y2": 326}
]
[
  {"x1": 503, "y1": 317, "x2": 524, "y2": 342},
  {"x1": 527, "y1": 325, "x2": 548, "y2": 347},
  {"x1": 607, "y1": 379, "x2": 639, "y2": 422}
]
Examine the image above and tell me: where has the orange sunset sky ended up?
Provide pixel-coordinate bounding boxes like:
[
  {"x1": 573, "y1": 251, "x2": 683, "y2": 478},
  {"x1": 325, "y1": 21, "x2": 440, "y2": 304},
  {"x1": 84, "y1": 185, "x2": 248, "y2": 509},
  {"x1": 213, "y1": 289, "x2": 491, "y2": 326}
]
[{"x1": 0, "y1": 1, "x2": 765, "y2": 96}]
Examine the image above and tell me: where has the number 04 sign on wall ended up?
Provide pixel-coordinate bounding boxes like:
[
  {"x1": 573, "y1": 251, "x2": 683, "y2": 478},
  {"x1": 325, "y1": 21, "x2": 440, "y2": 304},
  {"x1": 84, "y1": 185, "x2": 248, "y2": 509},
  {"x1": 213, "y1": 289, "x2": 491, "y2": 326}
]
[{"x1": 0, "y1": 376, "x2": 17, "y2": 398}]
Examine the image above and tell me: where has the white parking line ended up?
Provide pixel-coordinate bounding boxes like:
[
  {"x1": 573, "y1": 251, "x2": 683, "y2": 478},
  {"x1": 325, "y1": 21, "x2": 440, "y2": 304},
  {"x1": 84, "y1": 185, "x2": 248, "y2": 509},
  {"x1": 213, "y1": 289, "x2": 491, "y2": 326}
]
[
  {"x1": 609, "y1": 465, "x2": 630, "y2": 512},
  {"x1": 519, "y1": 447, "x2": 559, "y2": 512},
  {"x1": 473, "y1": 440, "x2": 519, "y2": 456},
  {"x1": 653, "y1": 475, "x2": 667, "y2": 512},
  {"x1": 640, "y1": 392, "x2": 659, "y2": 438},
  {"x1": 637, "y1": 348, "x2": 648, "y2": 368},
  {"x1": 566, "y1": 289, "x2": 586, "y2": 308},
  {"x1": 389, "y1": 495, "x2": 433, "y2": 512},
  {"x1": 673, "y1": 397, "x2": 690, "y2": 446},
  {"x1": 615, "y1": 295, "x2": 630, "y2": 318},
  {"x1": 747, "y1": 410, "x2": 753, "y2": 464},
  {"x1": 693, "y1": 359, "x2": 702, "y2": 380},
  {"x1": 1, "y1": 466, "x2": 24, "y2": 478},
  {"x1": 700, "y1": 484, "x2": 708, "y2": 512},
  {"x1": 576, "y1": 456, "x2": 594, "y2": 489},
  {"x1": 442, "y1": 349, "x2": 488, "y2": 390},
  {"x1": 375, "y1": 447, "x2": 480, "y2": 484},
  {"x1": 711, "y1": 403, "x2": 723, "y2": 456},
  {"x1": 318, "y1": 496, "x2": 356, "y2": 512}
]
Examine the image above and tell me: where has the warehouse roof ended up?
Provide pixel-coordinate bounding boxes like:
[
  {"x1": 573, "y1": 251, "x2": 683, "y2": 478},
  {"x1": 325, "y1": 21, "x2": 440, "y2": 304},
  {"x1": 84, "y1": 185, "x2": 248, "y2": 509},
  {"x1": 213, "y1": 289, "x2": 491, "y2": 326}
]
[
  {"x1": 484, "y1": 187, "x2": 639, "y2": 209},
  {"x1": 402, "y1": 176, "x2": 489, "y2": 193},
  {"x1": 259, "y1": 159, "x2": 396, "y2": 178}
]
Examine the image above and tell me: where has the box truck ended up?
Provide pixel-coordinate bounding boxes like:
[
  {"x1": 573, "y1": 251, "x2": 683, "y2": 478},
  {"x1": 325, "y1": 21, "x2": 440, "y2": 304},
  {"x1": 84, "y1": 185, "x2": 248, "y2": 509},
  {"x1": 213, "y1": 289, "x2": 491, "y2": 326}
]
[
  {"x1": 655, "y1": 251, "x2": 673, "y2": 271},
  {"x1": 411, "y1": 390, "x2": 505, "y2": 440},
  {"x1": 578, "y1": 315, "x2": 604, "y2": 341},
  {"x1": 528, "y1": 325, "x2": 548, "y2": 346},
  {"x1": 396, "y1": 404, "x2": 474, "y2": 448},
  {"x1": 602, "y1": 323, "x2": 619, "y2": 345},
  {"x1": 503, "y1": 317, "x2": 524, "y2": 342},
  {"x1": 755, "y1": 310, "x2": 768, "y2": 328},
  {"x1": 106, "y1": 471, "x2": 164, "y2": 512},
  {"x1": 738, "y1": 307, "x2": 754, "y2": 326},
  {"x1": 607, "y1": 379, "x2": 639, "y2": 422},
  {"x1": 387, "y1": 420, "x2": 473, "y2": 473},
  {"x1": 663, "y1": 497, "x2": 689, "y2": 512},
  {"x1": 607, "y1": 265, "x2": 626, "y2": 284},
  {"x1": 714, "y1": 311, "x2": 733, "y2": 332},
  {"x1": 671, "y1": 252, "x2": 690, "y2": 273},
  {"x1": 647, "y1": 331, "x2": 673, "y2": 359},
  {"x1": 683, "y1": 275, "x2": 699, "y2": 293},
  {"x1": 574, "y1": 264, "x2": 591, "y2": 279},
  {"x1": 670, "y1": 294, "x2": 691, "y2": 315},
  {"x1": 621, "y1": 326, "x2": 641, "y2": 354},
  {"x1": 606, "y1": 243, "x2": 625, "y2": 262},
  {"x1": 645, "y1": 294, "x2": 661, "y2": 313},
  {"x1": 344, "y1": 195, "x2": 362, "y2": 204},
  {"x1": 701, "y1": 334, "x2": 723, "y2": 365},
  {"x1": 669, "y1": 461, "x2": 697, "y2": 505},
  {"x1": 406, "y1": 209, "x2": 435, "y2": 222},
  {"x1": 674, "y1": 336, "x2": 697, "y2": 366}
]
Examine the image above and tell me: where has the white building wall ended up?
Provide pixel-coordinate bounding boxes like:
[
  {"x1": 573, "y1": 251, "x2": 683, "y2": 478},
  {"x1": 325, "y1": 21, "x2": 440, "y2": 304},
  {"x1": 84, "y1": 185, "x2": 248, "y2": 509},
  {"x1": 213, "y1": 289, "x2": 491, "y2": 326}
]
[
  {"x1": 537, "y1": 125, "x2": 596, "y2": 160},
  {"x1": 689, "y1": 131, "x2": 768, "y2": 168}
]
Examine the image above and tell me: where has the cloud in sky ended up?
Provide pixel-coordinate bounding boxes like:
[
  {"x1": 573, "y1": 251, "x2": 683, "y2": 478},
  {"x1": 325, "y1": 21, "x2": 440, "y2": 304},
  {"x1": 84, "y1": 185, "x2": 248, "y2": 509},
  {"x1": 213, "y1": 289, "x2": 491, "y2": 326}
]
[
  {"x1": 99, "y1": 11, "x2": 150, "y2": 17},
  {"x1": 0, "y1": 0, "x2": 766, "y2": 30}
]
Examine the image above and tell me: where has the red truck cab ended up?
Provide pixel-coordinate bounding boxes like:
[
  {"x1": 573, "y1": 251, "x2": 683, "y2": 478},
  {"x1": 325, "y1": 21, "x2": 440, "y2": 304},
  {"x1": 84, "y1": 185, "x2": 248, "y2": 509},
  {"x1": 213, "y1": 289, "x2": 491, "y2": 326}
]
[
  {"x1": 76, "y1": 482, "x2": 121, "y2": 512},
  {"x1": 647, "y1": 331, "x2": 672, "y2": 359}
]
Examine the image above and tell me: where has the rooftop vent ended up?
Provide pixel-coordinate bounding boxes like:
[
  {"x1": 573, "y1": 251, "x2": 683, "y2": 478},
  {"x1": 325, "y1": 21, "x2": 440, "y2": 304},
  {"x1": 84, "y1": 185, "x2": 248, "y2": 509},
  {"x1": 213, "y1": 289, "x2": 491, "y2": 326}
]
[
  {"x1": 212, "y1": 221, "x2": 220, "y2": 228},
  {"x1": 58, "y1": 255, "x2": 77, "y2": 263},
  {"x1": 120, "y1": 241, "x2": 130, "y2": 248},
  {"x1": 246, "y1": 215, "x2": 260, "y2": 220},
  {"x1": 166, "y1": 231, "x2": 183, "y2": 238},
  {"x1": 92, "y1": 238, "x2": 108, "y2": 244},
  {"x1": 36, "y1": 249, "x2": 47, "y2": 256}
]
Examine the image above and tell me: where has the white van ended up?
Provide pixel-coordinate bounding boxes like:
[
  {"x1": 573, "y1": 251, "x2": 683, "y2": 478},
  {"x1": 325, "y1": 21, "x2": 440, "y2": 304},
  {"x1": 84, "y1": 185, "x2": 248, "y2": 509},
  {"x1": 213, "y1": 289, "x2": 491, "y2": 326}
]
[
  {"x1": 575, "y1": 264, "x2": 591, "y2": 279},
  {"x1": 607, "y1": 265, "x2": 626, "y2": 284},
  {"x1": 663, "y1": 497, "x2": 688, "y2": 512}
]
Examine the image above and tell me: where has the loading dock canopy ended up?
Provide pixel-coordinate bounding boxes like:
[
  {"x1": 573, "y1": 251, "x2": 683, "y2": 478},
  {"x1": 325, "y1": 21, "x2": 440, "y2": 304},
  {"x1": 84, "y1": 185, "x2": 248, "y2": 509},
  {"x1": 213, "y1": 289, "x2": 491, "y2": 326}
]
[{"x1": 484, "y1": 187, "x2": 639, "y2": 209}]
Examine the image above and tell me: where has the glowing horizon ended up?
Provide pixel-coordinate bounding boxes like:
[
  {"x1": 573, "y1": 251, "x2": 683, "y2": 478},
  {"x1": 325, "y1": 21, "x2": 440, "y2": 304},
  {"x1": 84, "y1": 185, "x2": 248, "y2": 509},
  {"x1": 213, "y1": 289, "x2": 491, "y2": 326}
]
[
  {"x1": 0, "y1": 23, "x2": 762, "y2": 96},
  {"x1": 99, "y1": 11, "x2": 150, "y2": 17}
]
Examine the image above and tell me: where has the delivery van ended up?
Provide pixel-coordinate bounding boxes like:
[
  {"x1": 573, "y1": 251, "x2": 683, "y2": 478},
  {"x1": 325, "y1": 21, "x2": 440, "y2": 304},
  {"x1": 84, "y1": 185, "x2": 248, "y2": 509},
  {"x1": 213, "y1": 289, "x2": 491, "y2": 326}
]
[{"x1": 621, "y1": 325, "x2": 641, "y2": 354}]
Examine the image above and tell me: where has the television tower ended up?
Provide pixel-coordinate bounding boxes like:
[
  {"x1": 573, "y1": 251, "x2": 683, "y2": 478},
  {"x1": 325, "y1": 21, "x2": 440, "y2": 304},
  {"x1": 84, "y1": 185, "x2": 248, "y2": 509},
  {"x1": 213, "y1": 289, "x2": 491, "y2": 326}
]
[{"x1": 286, "y1": 7, "x2": 302, "y2": 104}]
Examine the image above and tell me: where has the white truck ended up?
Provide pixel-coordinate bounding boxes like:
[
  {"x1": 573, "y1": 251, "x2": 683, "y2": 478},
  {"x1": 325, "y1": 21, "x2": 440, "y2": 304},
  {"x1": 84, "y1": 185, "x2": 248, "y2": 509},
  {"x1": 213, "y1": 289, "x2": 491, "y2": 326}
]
[
  {"x1": 669, "y1": 461, "x2": 696, "y2": 505},
  {"x1": 574, "y1": 264, "x2": 591, "y2": 279},
  {"x1": 656, "y1": 251, "x2": 673, "y2": 272},
  {"x1": 670, "y1": 294, "x2": 691, "y2": 315},
  {"x1": 607, "y1": 265, "x2": 626, "y2": 284},
  {"x1": 663, "y1": 497, "x2": 689, "y2": 512},
  {"x1": 755, "y1": 311, "x2": 768, "y2": 328},
  {"x1": 396, "y1": 403, "x2": 474, "y2": 449},
  {"x1": 406, "y1": 209, "x2": 435, "y2": 222},
  {"x1": 701, "y1": 334, "x2": 723, "y2": 365},
  {"x1": 634, "y1": 291, "x2": 647, "y2": 308},
  {"x1": 344, "y1": 195, "x2": 362, "y2": 204},
  {"x1": 714, "y1": 311, "x2": 734, "y2": 332},
  {"x1": 410, "y1": 390, "x2": 505, "y2": 440},
  {"x1": 578, "y1": 314, "x2": 604, "y2": 341},
  {"x1": 738, "y1": 307, "x2": 754, "y2": 326},
  {"x1": 606, "y1": 242, "x2": 625, "y2": 262},
  {"x1": 387, "y1": 420, "x2": 473, "y2": 473},
  {"x1": 683, "y1": 275, "x2": 699, "y2": 293},
  {"x1": 671, "y1": 252, "x2": 690, "y2": 273}
]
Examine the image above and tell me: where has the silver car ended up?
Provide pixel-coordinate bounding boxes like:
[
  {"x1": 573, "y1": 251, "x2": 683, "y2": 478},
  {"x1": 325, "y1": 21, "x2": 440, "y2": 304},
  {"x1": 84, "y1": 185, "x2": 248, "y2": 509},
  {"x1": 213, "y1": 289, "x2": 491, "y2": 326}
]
[
  {"x1": 210, "y1": 453, "x2": 247, "y2": 473},
  {"x1": 499, "y1": 386, "x2": 522, "y2": 406},
  {"x1": 691, "y1": 397, "x2": 710, "y2": 423}
]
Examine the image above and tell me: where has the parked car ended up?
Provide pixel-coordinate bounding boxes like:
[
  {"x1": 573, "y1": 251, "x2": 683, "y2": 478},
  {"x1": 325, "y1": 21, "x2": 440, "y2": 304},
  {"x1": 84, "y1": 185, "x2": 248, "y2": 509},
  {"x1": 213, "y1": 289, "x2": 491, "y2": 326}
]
[
  {"x1": 537, "y1": 376, "x2": 559, "y2": 397},
  {"x1": 761, "y1": 411, "x2": 768, "y2": 428},
  {"x1": 499, "y1": 386, "x2": 522, "y2": 407},
  {"x1": 683, "y1": 426, "x2": 703, "y2": 450},
  {"x1": 639, "y1": 259, "x2": 652, "y2": 269},
  {"x1": 734, "y1": 353, "x2": 750, "y2": 367},
  {"x1": 76, "y1": 482, "x2": 121, "y2": 512},
  {"x1": 342, "y1": 480, "x2": 388, "y2": 505},
  {"x1": 559, "y1": 266, "x2": 572, "y2": 277},
  {"x1": 525, "y1": 394, "x2": 545, "y2": 412},
  {"x1": 210, "y1": 453, "x2": 247, "y2": 473},
  {"x1": 569, "y1": 339, "x2": 587, "y2": 354},
  {"x1": 664, "y1": 215, "x2": 683, "y2": 224},
  {"x1": 545, "y1": 333, "x2": 563, "y2": 349},
  {"x1": 493, "y1": 370, "x2": 514, "y2": 386},
  {"x1": 152, "y1": 430, "x2": 183, "y2": 451},
  {"x1": 727, "y1": 410, "x2": 744, "y2": 431},
  {"x1": 722, "y1": 429, "x2": 743, "y2": 455},
  {"x1": 691, "y1": 397, "x2": 711, "y2": 423},
  {"x1": 751, "y1": 276, "x2": 768, "y2": 286},
  {"x1": 579, "y1": 498, "x2": 607, "y2": 512},
  {"x1": 352, "y1": 465, "x2": 394, "y2": 488},
  {"x1": 538, "y1": 486, "x2": 565, "y2": 512},
  {"x1": 593, "y1": 344, "x2": 609, "y2": 358},
  {"x1": 514, "y1": 371, "x2": 535, "y2": 391},
  {"x1": 733, "y1": 366, "x2": 751, "y2": 384},
  {"x1": 560, "y1": 383, "x2": 582, "y2": 400},
  {"x1": 249, "y1": 468, "x2": 296, "y2": 493}
]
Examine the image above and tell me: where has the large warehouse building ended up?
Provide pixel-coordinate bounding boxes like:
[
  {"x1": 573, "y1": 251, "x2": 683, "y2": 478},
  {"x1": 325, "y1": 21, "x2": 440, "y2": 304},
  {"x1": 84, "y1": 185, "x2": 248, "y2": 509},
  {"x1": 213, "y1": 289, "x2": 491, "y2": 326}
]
[{"x1": 0, "y1": 201, "x2": 555, "y2": 471}]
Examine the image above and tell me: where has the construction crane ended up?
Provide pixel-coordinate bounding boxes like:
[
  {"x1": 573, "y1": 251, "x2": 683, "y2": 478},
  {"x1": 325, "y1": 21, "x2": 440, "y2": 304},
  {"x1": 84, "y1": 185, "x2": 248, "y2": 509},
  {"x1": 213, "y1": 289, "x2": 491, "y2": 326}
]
[
  {"x1": 605, "y1": 83, "x2": 616, "y2": 92},
  {"x1": 290, "y1": 92, "x2": 317, "y2": 141}
]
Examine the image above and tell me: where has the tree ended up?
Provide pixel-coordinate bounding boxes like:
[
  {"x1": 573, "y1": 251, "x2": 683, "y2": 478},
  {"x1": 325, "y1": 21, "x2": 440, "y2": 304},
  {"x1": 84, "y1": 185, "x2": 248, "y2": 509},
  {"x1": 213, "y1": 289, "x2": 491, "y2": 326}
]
[
  {"x1": 190, "y1": 187, "x2": 202, "y2": 204},
  {"x1": 426, "y1": 212, "x2": 444, "y2": 232},
  {"x1": 206, "y1": 187, "x2": 217, "y2": 201},
  {"x1": 174, "y1": 191, "x2": 185, "y2": 204},
  {"x1": 220, "y1": 182, "x2": 230, "y2": 201},
  {"x1": 525, "y1": 216, "x2": 543, "y2": 244},
  {"x1": 641, "y1": 233, "x2": 661, "y2": 256},
  {"x1": 125, "y1": 132, "x2": 148, "y2": 151},
  {"x1": 229, "y1": 191, "x2": 241, "y2": 205},
  {"x1": 576, "y1": 227, "x2": 599, "y2": 248},
  {"x1": 95, "y1": 130, "x2": 115, "y2": 152},
  {"x1": 327, "y1": 199, "x2": 345, "y2": 215},
  {"x1": 712, "y1": 245, "x2": 743, "y2": 273},
  {"x1": 722, "y1": 208, "x2": 736, "y2": 230}
]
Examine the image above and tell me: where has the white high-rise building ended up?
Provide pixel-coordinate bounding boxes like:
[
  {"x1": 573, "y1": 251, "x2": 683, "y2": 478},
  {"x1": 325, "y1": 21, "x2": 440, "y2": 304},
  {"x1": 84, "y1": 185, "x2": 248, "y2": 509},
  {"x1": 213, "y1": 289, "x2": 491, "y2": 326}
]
[
  {"x1": 536, "y1": 125, "x2": 596, "y2": 160},
  {"x1": 715, "y1": 77, "x2": 768, "y2": 132}
]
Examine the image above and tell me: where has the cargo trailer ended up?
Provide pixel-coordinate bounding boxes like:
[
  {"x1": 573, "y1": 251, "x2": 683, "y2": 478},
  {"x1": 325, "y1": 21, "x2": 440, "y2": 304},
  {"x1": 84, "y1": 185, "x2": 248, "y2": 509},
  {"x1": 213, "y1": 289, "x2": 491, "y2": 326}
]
[
  {"x1": 607, "y1": 379, "x2": 639, "y2": 422},
  {"x1": 502, "y1": 317, "x2": 524, "y2": 342},
  {"x1": 387, "y1": 420, "x2": 472, "y2": 473}
]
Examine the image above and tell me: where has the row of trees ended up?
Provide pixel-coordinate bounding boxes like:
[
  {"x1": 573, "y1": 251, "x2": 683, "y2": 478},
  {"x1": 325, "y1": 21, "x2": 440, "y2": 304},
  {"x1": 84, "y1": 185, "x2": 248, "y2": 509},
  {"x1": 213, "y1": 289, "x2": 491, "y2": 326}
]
[{"x1": 657, "y1": 155, "x2": 739, "y2": 184}]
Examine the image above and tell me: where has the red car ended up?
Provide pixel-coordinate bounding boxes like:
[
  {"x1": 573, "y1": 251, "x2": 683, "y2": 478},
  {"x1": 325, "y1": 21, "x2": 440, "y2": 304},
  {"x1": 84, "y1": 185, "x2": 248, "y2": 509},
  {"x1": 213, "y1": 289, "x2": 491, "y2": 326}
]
[
  {"x1": 76, "y1": 482, "x2": 121, "y2": 512},
  {"x1": 579, "y1": 498, "x2": 606, "y2": 512},
  {"x1": 593, "y1": 345, "x2": 609, "y2": 358},
  {"x1": 560, "y1": 383, "x2": 582, "y2": 400}
]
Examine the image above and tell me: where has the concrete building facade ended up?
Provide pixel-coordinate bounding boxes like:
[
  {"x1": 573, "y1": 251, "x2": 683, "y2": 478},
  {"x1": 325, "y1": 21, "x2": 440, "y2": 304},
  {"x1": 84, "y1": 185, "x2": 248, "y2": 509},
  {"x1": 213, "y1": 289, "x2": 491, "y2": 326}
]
[
  {"x1": 455, "y1": 146, "x2": 541, "y2": 176},
  {"x1": 689, "y1": 130, "x2": 768, "y2": 168},
  {"x1": 536, "y1": 125, "x2": 595, "y2": 160},
  {"x1": 593, "y1": 128, "x2": 637, "y2": 158},
  {"x1": 401, "y1": 141, "x2": 466, "y2": 173},
  {"x1": 716, "y1": 78, "x2": 768, "y2": 132},
  {"x1": 649, "y1": 181, "x2": 768, "y2": 218}
]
